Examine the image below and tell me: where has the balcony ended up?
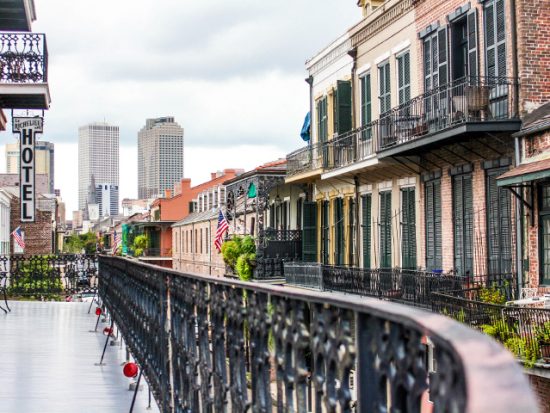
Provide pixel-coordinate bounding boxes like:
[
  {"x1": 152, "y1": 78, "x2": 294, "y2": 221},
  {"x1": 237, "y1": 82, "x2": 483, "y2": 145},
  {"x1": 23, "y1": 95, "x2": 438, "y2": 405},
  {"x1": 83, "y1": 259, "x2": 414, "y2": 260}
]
[
  {"x1": 98, "y1": 256, "x2": 539, "y2": 412},
  {"x1": 285, "y1": 141, "x2": 324, "y2": 182},
  {"x1": 321, "y1": 124, "x2": 378, "y2": 176},
  {"x1": 377, "y1": 76, "x2": 520, "y2": 158},
  {"x1": 0, "y1": 32, "x2": 50, "y2": 109}
]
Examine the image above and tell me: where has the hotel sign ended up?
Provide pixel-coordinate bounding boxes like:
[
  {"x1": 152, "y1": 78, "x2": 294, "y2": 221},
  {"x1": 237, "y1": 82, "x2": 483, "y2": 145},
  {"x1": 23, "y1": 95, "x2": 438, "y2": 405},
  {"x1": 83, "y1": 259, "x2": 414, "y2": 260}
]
[{"x1": 13, "y1": 117, "x2": 43, "y2": 222}]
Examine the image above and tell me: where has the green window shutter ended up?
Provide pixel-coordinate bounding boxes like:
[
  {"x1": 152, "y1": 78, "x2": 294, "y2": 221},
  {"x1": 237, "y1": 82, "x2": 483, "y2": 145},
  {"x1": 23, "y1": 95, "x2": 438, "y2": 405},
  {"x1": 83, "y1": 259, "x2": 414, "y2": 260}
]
[
  {"x1": 379, "y1": 62, "x2": 391, "y2": 114},
  {"x1": 361, "y1": 194, "x2": 372, "y2": 268},
  {"x1": 360, "y1": 74, "x2": 372, "y2": 141},
  {"x1": 397, "y1": 52, "x2": 411, "y2": 105},
  {"x1": 484, "y1": 0, "x2": 507, "y2": 78},
  {"x1": 487, "y1": 168, "x2": 512, "y2": 275},
  {"x1": 302, "y1": 201, "x2": 317, "y2": 262},
  {"x1": 438, "y1": 28, "x2": 448, "y2": 87},
  {"x1": 322, "y1": 200, "x2": 330, "y2": 264},
  {"x1": 334, "y1": 198, "x2": 344, "y2": 265},
  {"x1": 401, "y1": 187, "x2": 417, "y2": 269},
  {"x1": 467, "y1": 9, "x2": 479, "y2": 78},
  {"x1": 348, "y1": 198, "x2": 355, "y2": 265},
  {"x1": 453, "y1": 174, "x2": 474, "y2": 276},
  {"x1": 317, "y1": 97, "x2": 328, "y2": 143},
  {"x1": 380, "y1": 191, "x2": 392, "y2": 268},
  {"x1": 425, "y1": 179, "x2": 442, "y2": 270},
  {"x1": 336, "y1": 80, "x2": 352, "y2": 134}
]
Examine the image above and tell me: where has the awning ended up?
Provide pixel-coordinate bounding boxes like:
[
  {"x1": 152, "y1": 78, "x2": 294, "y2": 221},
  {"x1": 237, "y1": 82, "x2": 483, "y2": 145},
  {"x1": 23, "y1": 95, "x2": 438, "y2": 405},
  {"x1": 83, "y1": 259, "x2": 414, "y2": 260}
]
[{"x1": 497, "y1": 158, "x2": 550, "y2": 187}]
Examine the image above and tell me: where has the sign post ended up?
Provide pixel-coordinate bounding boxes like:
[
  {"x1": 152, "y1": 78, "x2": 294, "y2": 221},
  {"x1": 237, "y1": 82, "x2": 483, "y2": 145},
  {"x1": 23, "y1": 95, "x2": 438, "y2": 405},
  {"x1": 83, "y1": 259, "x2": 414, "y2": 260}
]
[{"x1": 12, "y1": 117, "x2": 43, "y2": 223}]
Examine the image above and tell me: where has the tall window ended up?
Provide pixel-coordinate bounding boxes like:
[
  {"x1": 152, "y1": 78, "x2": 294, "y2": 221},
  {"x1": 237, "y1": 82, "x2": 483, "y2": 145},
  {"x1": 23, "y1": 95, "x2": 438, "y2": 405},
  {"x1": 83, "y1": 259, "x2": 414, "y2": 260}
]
[
  {"x1": 378, "y1": 62, "x2": 391, "y2": 114},
  {"x1": 453, "y1": 173, "x2": 474, "y2": 276},
  {"x1": 401, "y1": 187, "x2": 416, "y2": 269},
  {"x1": 379, "y1": 191, "x2": 392, "y2": 268},
  {"x1": 486, "y1": 168, "x2": 512, "y2": 275},
  {"x1": 397, "y1": 52, "x2": 411, "y2": 105},
  {"x1": 425, "y1": 179, "x2": 442, "y2": 270},
  {"x1": 540, "y1": 185, "x2": 550, "y2": 285},
  {"x1": 361, "y1": 194, "x2": 372, "y2": 268},
  {"x1": 360, "y1": 73, "x2": 372, "y2": 140}
]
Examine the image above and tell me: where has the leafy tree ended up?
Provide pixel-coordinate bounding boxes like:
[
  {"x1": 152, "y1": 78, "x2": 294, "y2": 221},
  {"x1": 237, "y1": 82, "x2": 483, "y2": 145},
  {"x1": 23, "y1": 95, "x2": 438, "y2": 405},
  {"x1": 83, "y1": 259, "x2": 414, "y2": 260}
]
[
  {"x1": 64, "y1": 232, "x2": 97, "y2": 254},
  {"x1": 221, "y1": 235, "x2": 256, "y2": 281}
]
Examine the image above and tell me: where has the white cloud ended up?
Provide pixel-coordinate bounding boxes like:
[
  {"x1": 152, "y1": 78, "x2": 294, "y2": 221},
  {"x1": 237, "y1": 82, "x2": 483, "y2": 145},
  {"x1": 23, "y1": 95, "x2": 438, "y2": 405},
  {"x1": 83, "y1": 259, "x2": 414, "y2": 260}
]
[{"x1": 6, "y1": 0, "x2": 361, "y2": 218}]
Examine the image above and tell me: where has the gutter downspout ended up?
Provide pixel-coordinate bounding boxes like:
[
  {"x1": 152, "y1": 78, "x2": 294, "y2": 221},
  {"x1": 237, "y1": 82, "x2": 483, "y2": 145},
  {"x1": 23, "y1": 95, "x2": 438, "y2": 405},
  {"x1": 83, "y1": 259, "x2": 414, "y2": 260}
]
[
  {"x1": 305, "y1": 75, "x2": 314, "y2": 202},
  {"x1": 348, "y1": 47, "x2": 360, "y2": 267},
  {"x1": 511, "y1": 0, "x2": 523, "y2": 292}
]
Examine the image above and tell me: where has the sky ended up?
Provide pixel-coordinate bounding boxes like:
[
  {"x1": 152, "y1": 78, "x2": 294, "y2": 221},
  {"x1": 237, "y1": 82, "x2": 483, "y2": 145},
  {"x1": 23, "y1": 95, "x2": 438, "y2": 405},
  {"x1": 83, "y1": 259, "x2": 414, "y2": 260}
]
[{"x1": 1, "y1": 0, "x2": 360, "y2": 218}]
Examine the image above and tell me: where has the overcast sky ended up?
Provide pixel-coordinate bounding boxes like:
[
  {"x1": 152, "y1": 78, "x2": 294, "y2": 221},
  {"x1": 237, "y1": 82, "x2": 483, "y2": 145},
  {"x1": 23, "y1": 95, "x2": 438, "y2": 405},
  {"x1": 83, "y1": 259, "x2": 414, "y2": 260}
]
[{"x1": 2, "y1": 0, "x2": 360, "y2": 218}]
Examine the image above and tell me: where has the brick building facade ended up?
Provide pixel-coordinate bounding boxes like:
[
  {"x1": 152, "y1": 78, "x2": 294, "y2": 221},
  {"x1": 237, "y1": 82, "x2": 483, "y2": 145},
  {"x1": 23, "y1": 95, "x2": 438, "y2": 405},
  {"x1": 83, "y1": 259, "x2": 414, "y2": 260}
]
[{"x1": 9, "y1": 192, "x2": 54, "y2": 255}]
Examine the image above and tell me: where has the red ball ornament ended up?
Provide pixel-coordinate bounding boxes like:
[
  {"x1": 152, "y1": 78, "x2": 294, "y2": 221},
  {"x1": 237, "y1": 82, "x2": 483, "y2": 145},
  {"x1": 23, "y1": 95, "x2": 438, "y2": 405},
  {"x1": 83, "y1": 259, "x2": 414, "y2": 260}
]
[
  {"x1": 123, "y1": 362, "x2": 139, "y2": 378},
  {"x1": 95, "y1": 307, "x2": 102, "y2": 316},
  {"x1": 103, "y1": 327, "x2": 113, "y2": 336}
]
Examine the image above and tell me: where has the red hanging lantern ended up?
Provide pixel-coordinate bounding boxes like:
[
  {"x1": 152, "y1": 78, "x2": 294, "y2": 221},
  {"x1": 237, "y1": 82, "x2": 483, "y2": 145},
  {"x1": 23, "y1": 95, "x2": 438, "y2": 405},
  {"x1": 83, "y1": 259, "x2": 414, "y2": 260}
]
[
  {"x1": 123, "y1": 362, "x2": 139, "y2": 378},
  {"x1": 103, "y1": 327, "x2": 113, "y2": 336},
  {"x1": 95, "y1": 307, "x2": 102, "y2": 316}
]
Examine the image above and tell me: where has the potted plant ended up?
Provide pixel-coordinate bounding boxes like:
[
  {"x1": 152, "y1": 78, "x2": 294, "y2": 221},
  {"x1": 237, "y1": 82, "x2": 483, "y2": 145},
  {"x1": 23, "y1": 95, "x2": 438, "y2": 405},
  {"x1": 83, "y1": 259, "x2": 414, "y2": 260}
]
[{"x1": 535, "y1": 321, "x2": 550, "y2": 362}]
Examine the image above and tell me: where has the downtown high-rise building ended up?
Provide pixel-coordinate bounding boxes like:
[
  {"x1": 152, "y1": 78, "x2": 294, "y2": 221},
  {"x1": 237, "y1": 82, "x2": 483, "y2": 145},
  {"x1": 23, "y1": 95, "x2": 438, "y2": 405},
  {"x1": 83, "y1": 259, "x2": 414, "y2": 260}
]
[
  {"x1": 138, "y1": 116, "x2": 184, "y2": 199},
  {"x1": 6, "y1": 140, "x2": 55, "y2": 193},
  {"x1": 78, "y1": 122, "x2": 119, "y2": 212},
  {"x1": 96, "y1": 182, "x2": 119, "y2": 217}
]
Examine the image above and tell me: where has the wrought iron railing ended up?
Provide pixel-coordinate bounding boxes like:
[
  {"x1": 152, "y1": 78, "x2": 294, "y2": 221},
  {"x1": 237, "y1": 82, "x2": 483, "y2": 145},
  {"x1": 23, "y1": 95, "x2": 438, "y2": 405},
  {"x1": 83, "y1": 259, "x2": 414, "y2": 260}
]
[
  {"x1": 99, "y1": 256, "x2": 538, "y2": 412},
  {"x1": 431, "y1": 289, "x2": 550, "y2": 366},
  {"x1": 0, "y1": 33, "x2": 48, "y2": 83},
  {"x1": 0, "y1": 255, "x2": 97, "y2": 309},
  {"x1": 286, "y1": 141, "x2": 324, "y2": 178},
  {"x1": 262, "y1": 228, "x2": 302, "y2": 241},
  {"x1": 284, "y1": 263, "x2": 517, "y2": 305},
  {"x1": 378, "y1": 76, "x2": 519, "y2": 151},
  {"x1": 322, "y1": 125, "x2": 377, "y2": 171}
]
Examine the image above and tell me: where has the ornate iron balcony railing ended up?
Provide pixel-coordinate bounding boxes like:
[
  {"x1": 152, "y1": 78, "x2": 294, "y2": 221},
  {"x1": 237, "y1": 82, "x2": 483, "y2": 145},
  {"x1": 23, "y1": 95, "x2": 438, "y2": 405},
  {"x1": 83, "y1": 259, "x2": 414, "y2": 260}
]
[
  {"x1": 286, "y1": 141, "x2": 324, "y2": 178},
  {"x1": 0, "y1": 255, "x2": 97, "y2": 311},
  {"x1": 98, "y1": 256, "x2": 538, "y2": 412},
  {"x1": 377, "y1": 76, "x2": 519, "y2": 151},
  {"x1": 287, "y1": 76, "x2": 519, "y2": 176},
  {"x1": 0, "y1": 33, "x2": 48, "y2": 83}
]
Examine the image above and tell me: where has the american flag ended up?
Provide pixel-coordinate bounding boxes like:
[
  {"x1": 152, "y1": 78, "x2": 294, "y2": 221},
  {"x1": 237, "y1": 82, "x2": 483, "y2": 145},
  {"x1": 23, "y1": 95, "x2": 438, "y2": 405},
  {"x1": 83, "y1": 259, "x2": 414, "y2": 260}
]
[
  {"x1": 11, "y1": 226, "x2": 25, "y2": 249},
  {"x1": 214, "y1": 210, "x2": 229, "y2": 252},
  {"x1": 113, "y1": 230, "x2": 121, "y2": 252}
]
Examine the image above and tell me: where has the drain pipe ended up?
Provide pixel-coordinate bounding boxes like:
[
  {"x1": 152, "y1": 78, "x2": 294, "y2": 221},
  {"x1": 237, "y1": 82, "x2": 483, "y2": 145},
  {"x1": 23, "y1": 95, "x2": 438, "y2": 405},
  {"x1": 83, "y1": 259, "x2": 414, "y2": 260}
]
[
  {"x1": 515, "y1": 136, "x2": 523, "y2": 292},
  {"x1": 511, "y1": 0, "x2": 523, "y2": 293}
]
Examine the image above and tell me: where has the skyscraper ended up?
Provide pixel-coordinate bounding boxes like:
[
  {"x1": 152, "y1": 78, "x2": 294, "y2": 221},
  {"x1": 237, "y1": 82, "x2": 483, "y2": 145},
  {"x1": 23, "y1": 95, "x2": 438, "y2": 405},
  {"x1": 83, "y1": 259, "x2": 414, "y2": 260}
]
[
  {"x1": 138, "y1": 116, "x2": 184, "y2": 199},
  {"x1": 96, "y1": 182, "x2": 119, "y2": 217},
  {"x1": 78, "y1": 122, "x2": 119, "y2": 212},
  {"x1": 6, "y1": 140, "x2": 55, "y2": 193}
]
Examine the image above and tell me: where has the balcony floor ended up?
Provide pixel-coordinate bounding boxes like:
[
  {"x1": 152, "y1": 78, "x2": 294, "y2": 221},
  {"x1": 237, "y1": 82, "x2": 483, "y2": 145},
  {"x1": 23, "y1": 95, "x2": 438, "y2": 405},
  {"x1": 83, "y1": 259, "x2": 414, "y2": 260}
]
[{"x1": 0, "y1": 301, "x2": 159, "y2": 413}]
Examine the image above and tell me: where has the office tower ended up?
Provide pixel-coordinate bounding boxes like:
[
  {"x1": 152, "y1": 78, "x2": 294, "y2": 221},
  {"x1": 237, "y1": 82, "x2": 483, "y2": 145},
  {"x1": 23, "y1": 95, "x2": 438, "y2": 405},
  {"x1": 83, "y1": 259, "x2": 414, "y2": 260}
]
[
  {"x1": 78, "y1": 122, "x2": 119, "y2": 212},
  {"x1": 96, "y1": 182, "x2": 119, "y2": 217},
  {"x1": 138, "y1": 116, "x2": 184, "y2": 199},
  {"x1": 6, "y1": 140, "x2": 55, "y2": 193}
]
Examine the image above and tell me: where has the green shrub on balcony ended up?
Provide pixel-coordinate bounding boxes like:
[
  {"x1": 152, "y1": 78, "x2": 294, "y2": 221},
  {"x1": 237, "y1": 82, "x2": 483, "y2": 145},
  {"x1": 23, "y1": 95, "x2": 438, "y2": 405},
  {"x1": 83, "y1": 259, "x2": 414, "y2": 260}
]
[
  {"x1": 7, "y1": 255, "x2": 63, "y2": 300},
  {"x1": 222, "y1": 235, "x2": 256, "y2": 281}
]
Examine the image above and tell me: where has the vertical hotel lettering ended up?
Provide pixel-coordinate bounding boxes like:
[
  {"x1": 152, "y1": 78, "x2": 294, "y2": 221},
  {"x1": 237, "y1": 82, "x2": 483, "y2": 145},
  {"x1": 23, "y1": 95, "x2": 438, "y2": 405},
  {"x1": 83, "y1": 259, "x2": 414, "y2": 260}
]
[{"x1": 12, "y1": 117, "x2": 43, "y2": 222}]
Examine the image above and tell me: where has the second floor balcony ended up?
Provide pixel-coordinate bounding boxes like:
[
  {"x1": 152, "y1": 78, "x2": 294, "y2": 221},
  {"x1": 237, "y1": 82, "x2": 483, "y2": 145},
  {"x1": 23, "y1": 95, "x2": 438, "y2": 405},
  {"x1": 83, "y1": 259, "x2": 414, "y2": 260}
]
[
  {"x1": 287, "y1": 76, "x2": 521, "y2": 178},
  {"x1": 0, "y1": 32, "x2": 50, "y2": 109},
  {"x1": 377, "y1": 75, "x2": 520, "y2": 157}
]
